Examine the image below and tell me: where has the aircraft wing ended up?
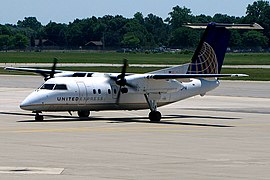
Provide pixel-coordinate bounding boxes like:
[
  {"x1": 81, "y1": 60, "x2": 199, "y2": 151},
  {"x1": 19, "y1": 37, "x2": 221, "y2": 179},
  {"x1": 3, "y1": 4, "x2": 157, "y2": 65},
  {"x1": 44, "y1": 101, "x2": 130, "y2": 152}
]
[
  {"x1": 144, "y1": 73, "x2": 248, "y2": 79},
  {"x1": 4, "y1": 67, "x2": 64, "y2": 74}
]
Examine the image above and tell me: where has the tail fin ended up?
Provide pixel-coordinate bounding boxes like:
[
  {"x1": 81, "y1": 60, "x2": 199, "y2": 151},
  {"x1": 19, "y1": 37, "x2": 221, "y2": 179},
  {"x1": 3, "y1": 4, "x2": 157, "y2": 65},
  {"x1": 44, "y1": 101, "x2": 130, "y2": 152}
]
[{"x1": 187, "y1": 23, "x2": 230, "y2": 74}]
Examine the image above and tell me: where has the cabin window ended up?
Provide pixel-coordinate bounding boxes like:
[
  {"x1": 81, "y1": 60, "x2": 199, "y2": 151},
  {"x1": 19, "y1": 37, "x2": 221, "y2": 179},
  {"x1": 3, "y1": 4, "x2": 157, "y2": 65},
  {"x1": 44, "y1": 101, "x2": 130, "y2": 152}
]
[
  {"x1": 98, "y1": 89, "x2": 101, "y2": 94},
  {"x1": 108, "y1": 89, "x2": 111, "y2": 94},
  {"x1": 113, "y1": 88, "x2": 117, "y2": 94},
  {"x1": 54, "y1": 84, "x2": 68, "y2": 90},
  {"x1": 93, "y1": 89, "x2": 96, "y2": 94},
  {"x1": 87, "y1": 73, "x2": 93, "y2": 77},
  {"x1": 40, "y1": 84, "x2": 55, "y2": 90}
]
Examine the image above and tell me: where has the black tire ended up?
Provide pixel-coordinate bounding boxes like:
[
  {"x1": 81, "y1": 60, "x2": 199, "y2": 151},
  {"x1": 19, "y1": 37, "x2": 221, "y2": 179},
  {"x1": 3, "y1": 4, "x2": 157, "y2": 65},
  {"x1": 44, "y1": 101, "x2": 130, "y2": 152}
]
[
  {"x1": 35, "y1": 114, "x2": 44, "y2": 121},
  {"x1": 149, "y1": 111, "x2": 161, "y2": 122},
  {"x1": 77, "y1": 110, "x2": 90, "y2": 118}
]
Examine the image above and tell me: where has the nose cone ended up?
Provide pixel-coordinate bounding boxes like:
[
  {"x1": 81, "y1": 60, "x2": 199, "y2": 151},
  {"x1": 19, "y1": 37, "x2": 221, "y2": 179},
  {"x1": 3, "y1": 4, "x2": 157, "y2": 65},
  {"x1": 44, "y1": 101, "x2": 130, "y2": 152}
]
[
  {"x1": 20, "y1": 97, "x2": 34, "y2": 110},
  {"x1": 20, "y1": 91, "x2": 45, "y2": 111}
]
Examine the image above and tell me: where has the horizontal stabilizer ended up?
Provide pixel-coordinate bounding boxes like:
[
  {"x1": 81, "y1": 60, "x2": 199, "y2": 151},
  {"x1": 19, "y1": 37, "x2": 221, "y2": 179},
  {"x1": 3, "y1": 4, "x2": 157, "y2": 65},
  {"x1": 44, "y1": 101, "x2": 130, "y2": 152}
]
[
  {"x1": 145, "y1": 73, "x2": 248, "y2": 80},
  {"x1": 184, "y1": 23, "x2": 263, "y2": 30}
]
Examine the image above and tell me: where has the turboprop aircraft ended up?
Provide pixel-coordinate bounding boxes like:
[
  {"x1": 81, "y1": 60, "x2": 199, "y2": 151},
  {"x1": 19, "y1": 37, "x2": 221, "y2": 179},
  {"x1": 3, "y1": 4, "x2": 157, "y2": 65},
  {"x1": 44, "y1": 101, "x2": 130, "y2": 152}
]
[{"x1": 5, "y1": 22, "x2": 263, "y2": 122}]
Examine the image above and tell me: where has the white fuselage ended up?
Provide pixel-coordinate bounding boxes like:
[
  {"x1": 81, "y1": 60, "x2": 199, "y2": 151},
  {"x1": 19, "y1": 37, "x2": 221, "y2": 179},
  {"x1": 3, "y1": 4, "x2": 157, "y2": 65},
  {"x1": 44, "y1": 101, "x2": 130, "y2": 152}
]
[{"x1": 20, "y1": 76, "x2": 219, "y2": 112}]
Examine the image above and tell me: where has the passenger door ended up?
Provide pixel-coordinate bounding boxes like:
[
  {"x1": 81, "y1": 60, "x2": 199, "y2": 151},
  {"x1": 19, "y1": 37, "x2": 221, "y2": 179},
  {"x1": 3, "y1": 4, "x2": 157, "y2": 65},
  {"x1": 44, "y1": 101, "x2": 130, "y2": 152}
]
[{"x1": 76, "y1": 82, "x2": 87, "y2": 104}]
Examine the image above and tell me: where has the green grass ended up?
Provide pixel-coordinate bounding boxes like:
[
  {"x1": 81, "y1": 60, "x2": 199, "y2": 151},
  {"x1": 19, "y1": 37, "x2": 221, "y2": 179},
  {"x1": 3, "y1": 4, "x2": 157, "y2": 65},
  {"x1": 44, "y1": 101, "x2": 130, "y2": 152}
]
[
  {"x1": 223, "y1": 53, "x2": 270, "y2": 65},
  {"x1": 220, "y1": 68, "x2": 270, "y2": 81},
  {"x1": 1, "y1": 51, "x2": 269, "y2": 81},
  {"x1": 1, "y1": 51, "x2": 270, "y2": 65},
  {"x1": 0, "y1": 51, "x2": 190, "y2": 64}
]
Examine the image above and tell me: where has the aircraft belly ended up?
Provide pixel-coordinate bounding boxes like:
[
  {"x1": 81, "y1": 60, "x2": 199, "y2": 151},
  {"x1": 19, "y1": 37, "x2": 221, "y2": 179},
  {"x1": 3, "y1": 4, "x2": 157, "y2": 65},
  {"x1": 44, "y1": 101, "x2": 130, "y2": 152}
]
[
  {"x1": 43, "y1": 101, "x2": 171, "y2": 112},
  {"x1": 35, "y1": 94, "x2": 172, "y2": 111}
]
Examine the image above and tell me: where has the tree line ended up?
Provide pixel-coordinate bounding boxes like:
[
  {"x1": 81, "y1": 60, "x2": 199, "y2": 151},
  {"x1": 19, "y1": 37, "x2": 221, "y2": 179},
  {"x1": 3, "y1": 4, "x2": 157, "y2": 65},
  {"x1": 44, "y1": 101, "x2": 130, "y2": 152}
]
[{"x1": 0, "y1": 0, "x2": 269, "y2": 51}]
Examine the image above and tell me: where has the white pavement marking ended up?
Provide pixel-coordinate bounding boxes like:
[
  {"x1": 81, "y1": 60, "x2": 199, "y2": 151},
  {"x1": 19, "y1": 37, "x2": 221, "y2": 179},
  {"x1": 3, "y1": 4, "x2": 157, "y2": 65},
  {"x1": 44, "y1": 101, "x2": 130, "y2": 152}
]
[{"x1": 0, "y1": 167, "x2": 64, "y2": 174}]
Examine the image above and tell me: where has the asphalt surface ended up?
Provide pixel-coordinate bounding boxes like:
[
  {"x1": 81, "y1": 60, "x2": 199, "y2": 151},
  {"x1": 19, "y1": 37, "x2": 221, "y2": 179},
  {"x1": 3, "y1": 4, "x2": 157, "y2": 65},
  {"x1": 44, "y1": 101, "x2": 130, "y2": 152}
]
[{"x1": 0, "y1": 75, "x2": 270, "y2": 179}]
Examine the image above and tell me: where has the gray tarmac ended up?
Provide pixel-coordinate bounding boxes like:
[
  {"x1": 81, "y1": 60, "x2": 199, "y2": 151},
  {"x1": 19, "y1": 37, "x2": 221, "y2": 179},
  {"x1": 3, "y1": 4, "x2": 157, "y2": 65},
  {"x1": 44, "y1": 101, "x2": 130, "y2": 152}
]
[{"x1": 0, "y1": 75, "x2": 270, "y2": 180}]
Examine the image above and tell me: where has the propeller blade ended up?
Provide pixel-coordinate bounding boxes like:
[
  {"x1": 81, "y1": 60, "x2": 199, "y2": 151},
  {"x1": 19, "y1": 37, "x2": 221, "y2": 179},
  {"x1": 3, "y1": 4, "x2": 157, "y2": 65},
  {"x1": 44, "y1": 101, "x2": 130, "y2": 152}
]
[
  {"x1": 116, "y1": 59, "x2": 128, "y2": 86},
  {"x1": 121, "y1": 59, "x2": 128, "y2": 77},
  {"x1": 50, "y1": 58, "x2": 58, "y2": 79}
]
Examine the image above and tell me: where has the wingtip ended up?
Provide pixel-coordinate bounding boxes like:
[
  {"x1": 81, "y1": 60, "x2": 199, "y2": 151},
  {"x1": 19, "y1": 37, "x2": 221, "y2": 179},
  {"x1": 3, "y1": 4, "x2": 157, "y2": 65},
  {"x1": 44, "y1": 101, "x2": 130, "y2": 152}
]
[
  {"x1": 231, "y1": 74, "x2": 249, "y2": 77},
  {"x1": 4, "y1": 67, "x2": 11, "y2": 70}
]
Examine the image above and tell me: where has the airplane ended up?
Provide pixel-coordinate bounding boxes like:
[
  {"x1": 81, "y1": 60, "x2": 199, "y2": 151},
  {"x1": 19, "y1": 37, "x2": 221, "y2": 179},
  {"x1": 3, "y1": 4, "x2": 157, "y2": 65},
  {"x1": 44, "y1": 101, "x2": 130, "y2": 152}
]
[{"x1": 5, "y1": 22, "x2": 263, "y2": 122}]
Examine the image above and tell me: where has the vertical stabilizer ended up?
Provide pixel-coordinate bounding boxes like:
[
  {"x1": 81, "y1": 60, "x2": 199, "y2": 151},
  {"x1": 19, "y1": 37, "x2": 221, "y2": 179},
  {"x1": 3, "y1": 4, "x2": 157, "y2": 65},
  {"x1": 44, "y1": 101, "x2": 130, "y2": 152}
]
[{"x1": 187, "y1": 23, "x2": 230, "y2": 74}]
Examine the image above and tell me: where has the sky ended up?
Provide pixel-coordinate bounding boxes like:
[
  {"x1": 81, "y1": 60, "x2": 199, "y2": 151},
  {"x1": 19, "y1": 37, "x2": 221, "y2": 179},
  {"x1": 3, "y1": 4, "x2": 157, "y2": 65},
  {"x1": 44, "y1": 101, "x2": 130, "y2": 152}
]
[{"x1": 0, "y1": 0, "x2": 262, "y2": 25}]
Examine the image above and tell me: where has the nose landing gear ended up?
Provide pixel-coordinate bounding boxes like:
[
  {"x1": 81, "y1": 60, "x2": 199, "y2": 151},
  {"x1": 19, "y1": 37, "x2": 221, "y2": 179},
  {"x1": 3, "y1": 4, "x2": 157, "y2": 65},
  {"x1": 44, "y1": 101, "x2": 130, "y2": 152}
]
[{"x1": 34, "y1": 112, "x2": 44, "y2": 121}]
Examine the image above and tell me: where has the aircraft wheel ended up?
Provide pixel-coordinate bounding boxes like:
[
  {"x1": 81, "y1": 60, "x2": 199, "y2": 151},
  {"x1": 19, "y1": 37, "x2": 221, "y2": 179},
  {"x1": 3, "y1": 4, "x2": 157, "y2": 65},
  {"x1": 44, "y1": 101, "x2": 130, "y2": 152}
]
[
  {"x1": 35, "y1": 114, "x2": 44, "y2": 121},
  {"x1": 78, "y1": 110, "x2": 90, "y2": 118},
  {"x1": 149, "y1": 111, "x2": 161, "y2": 122}
]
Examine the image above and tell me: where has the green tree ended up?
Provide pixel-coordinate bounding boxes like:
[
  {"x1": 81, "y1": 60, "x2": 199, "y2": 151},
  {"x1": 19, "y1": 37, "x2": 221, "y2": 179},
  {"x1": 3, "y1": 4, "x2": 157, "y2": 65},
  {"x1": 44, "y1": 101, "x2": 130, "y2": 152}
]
[
  {"x1": 144, "y1": 13, "x2": 169, "y2": 46},
  {"x1": 100, "y1": 15, "x2": 128, "y2": 47},
  {"x1": 121, "y1": 32, "x2": 140, "y2": 48},
  {"x1": 229, "y1": 30, "x2": 243, "y2": 48},
  {"x1": 194, "y1": 14, "x2": 212, "y2": 23},
  {"x1": 10, "y1": 33, "x2": 29, "y2": 49},
  {"x1": 45, "y1": 22, "x2": 68, "y2": 46},
  {"x1": 122, "y1": 16, "x2": 149, "y2": 47},
  {"x1": 244, "y1": 0, "x2": 270, "y2": 46},
  {"x1": 212, "y1": 14, "x2": 238, "y2": 23},
  {"x1": 17, "y1": 17, "x2": 44, "y2": 48},
  {"x1": 134, "y1": 12, "x2": 144, "y2": 24},
  {"x1": 0, "y1": 35, "x2": 11, "y2": 50},
  {"x1": 242, "y1": 30, "x2": 268, "y2": 48},
  {"x1": 67, "y1": 19, "x2": 83, "y2": 47},
  {"x1": 169, "y1": 27, "x2": 199, "y2": 48},
  {"x1": 246, "y1": 0, "x2": 270, "y2": 20},
  {"x1": 17, "y1": 17, "x2": 42, "y2": 31},
  {"x1": 0, "y1": 25, "x2": 12, "y2": 35},
  {"x1": 167, "y1": 6, "x2": 194, "y2": 29}
]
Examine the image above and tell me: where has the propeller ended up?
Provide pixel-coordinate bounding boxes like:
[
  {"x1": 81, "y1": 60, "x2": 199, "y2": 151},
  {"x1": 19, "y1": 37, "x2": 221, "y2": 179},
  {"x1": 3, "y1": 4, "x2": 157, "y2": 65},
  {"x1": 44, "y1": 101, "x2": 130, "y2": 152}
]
[{"x1": 111, "y1": 59, "x2": 136, "y2": 104}]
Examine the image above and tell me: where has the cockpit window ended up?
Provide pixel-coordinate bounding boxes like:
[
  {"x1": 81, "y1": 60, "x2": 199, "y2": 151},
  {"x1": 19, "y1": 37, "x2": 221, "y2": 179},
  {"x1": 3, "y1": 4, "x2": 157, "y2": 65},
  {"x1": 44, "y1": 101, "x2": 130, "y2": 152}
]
[
  {"x1": 54, "y1": 84, "x2": 68, "y2": 90},
  {"x1": 40, "y1": 84, "x2": 55, "y2": 90},
  {"x1": 73, "y1": 73, "x2": 86, "y2": 77}
]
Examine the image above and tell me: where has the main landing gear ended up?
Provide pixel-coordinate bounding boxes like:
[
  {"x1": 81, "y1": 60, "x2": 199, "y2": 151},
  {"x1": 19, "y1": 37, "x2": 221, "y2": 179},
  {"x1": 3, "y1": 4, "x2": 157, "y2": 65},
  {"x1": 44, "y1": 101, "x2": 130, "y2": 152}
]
[
  {"x1": 148, "y1": 111, "x2": 161, "y2": 122},
  {"x1": 77, "y1": 110, "x2": 90, "y2": 118},
  {"x1": 144, "y1": 94, "x2": 162, "y2": 122}
]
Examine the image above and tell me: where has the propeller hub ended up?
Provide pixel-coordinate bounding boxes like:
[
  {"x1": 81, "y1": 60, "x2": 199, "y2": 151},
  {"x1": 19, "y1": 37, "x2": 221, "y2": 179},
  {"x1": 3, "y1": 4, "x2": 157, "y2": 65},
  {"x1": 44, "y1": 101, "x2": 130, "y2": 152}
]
[{"x1": 116, "y1": 77, "x2": 126, "y2": 86}]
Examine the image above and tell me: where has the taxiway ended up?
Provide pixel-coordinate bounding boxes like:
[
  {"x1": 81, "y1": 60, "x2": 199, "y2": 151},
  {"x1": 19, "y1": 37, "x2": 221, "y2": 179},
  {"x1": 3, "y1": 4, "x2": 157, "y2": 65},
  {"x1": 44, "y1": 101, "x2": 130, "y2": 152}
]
[{"x1": 0, "y1": 75, "x2": 270, "y2": 179}]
